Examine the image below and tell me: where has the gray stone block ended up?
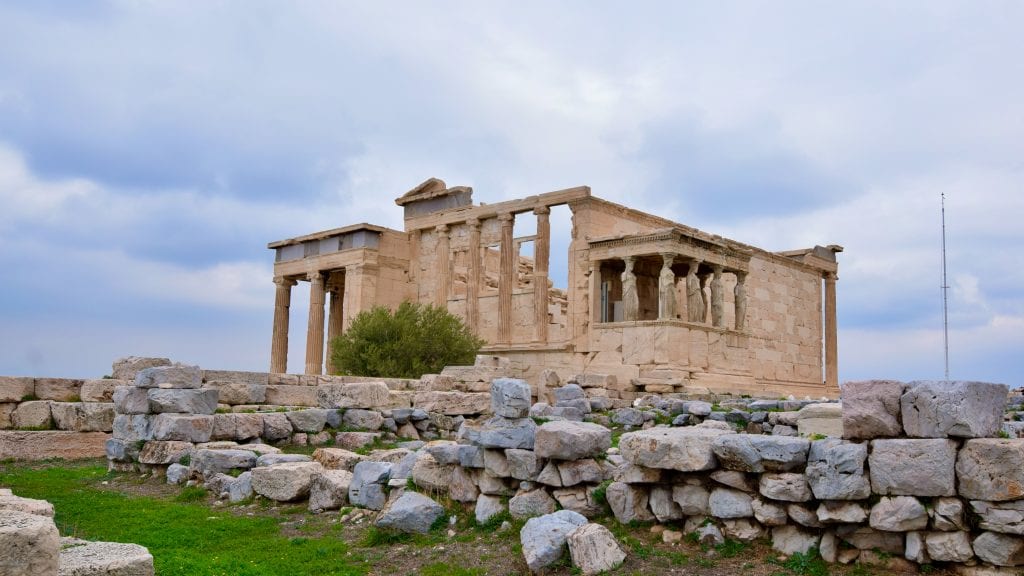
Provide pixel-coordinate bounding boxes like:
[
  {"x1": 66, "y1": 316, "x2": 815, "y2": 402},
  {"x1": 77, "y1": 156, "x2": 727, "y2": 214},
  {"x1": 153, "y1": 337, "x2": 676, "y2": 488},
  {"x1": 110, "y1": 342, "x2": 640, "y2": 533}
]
[
  {"x1": 868, "y1": 438, "x2": 957, "y2": 496},
  {"x1": 711, "y1": 434, "x2": 809, "y2": 473},
  {"x1": 841, "y1": 380, "x2": 905, "y2": 439},
  {"x1": 901, "y1": 380, "x2": 1008, "y2": 438}
]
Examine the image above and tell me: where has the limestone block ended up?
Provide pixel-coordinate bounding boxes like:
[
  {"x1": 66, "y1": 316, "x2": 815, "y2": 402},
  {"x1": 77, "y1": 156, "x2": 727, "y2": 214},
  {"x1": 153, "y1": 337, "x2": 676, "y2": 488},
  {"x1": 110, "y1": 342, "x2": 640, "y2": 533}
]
[
  {"x1": 672, "y1": 484, "x2": 710, "y2": 516},
  {"x1": 711, "y1": 434, "x2": 809, "y2": 473},
  {"x1": 188, "y1": 448, "x2": 256, "y2": 476},
  {"x1": 80, "y1": 379, "x2": 126, "y2": 403},
  {"x1": 571, "y1": 373, "x2": 617, "y2": 389},
  {"x1": 335, "y1": 431, "x2": 382, "y2": 451},
  {"x1": 841, "y1": 380, "x2": 904, "y2": 439},
  {"x1": 752, "y1": 498, "x2": 789, "y2": 526},
  {"x1": 0, "y1": 494, "x2": 54, "y2": 516},
  {"x1": 869, "y1": 496, "x2": 929, "y2": 531},
  {"x1": 709, "y1": 470, "x2": 758, "y2": 492},
  {"x1": 309, "y1": 469, "x2": 353, "y2": 512},
  {"x1": 256, "y1": 453, "x2": 311, "y2": 467},
  {"x1": 483, "y1": 449, "x2": 510, "y2": 477},
  {"x1": 557, "y1": 459, "x2": 603, "y2": 487},
  {"x1": 520, "y1": 510, "x2": 589, "y2": 572},
  {"x1": 473, "y1": 416, "x2": 536, "y2": 450},
  {"x1": 202, "y1": 370, "x2": 268, "y2": 386},
  {"x1": 147, "y1": 389, "x2": 218, "y2": 415},
  {"x1": 923, "y1": 531, "x2": 974, "y2": 562},
  {"x1": 286, "y1": 408, "x2": 329, "y2": 433},
  {"x1": 901, "y1": 380, "x2": 1008, "y2": 438},
  {"x1": 612, "y1": 461, "x2": 662, "y2": 484},
  {"x1": 412, "y1": 391, "x2": 490, "y2": 415},
  {"x1": 112, "y1": 387, "x2": 150, "y2": 415},
  {"x1": 340, "y1": 408, "x2": 383, "y2": 431},
  {"x1": 618, "y1": 426, "x2": 734, "y2": 471},
  {"x1": 0, "y1": 402, "x2": 14, "y2": 428},
  {"x1": 566, "y1": 523, "x2": 627, "y2": 576},
  {"x1": 796, "y1": 402, "x2": 843, "y2": 437},
  {"x1": 970, "y1": 500, "x2": 1024, "y2": 535},
  {"x1": 317, "y1": 382, "x2": 391, "y2": 410},
  {"x1": 973, "y1": 531, "x2": 1024, "y2": 566},
  {"x1": 836, "y1": 525, "x2": 905, "y2": 553},
  {"x1": 50, "y1": 402, "x2": 115, "y2": 432},
  {"x1": 33, "y1": 378, "x2": 82, "y2": 401},
  {"x1": 112, "y1": 414, "x2": 152, "y2": 441},
  {"x1": 423, "y1": 442, "x2": 461, "y2": 466},
  {"x1": 228, "y1": 472, "x2": 253, "y2": 503},
  {"x1": 491, "y1": 378, "x2": 531, "y2": 418},
  {"x1": 150, "y1": 414, "x2": 213, "y2": 443},
  {"x1": 166, "y1": 463, "x2": 188, "y2": 485},
  {"x1": 648, "y1": 486, "x2": 683, "y2": 522},
  {"x1": 0, "y1": 376, "x2": 35, "y2": 402},
  {"x1": 449, "y1": 466, "x2": 479, "y2": 503},
  {"x1": 0, "y1": 510, "x2": 59, "y2": 576},
  {"x1": 210, "y1": 382, "x2": 266, "y2": 405},
  {"x1": 759, "y1": 473, "x2": 812, "y2": 502},
  {"x1": 817, "y1": 501, "x2": 867, "y2": 524},
  {"x1": 537, "y1": 461, "x2": 562, "y2": 487},
  {"x1": 12, "y1": 400, "x2": 52, "y2": 428},
  {"x1": 931, "y1": 497, "x2": 966, "y2": 531},
  {"x1": 112, "y1": 356, "x2": 171, "y2": 380},
  {"x1": 709, "y1": 488, "x2": 753, "y2": 518},
  {"x1": 265, "y1": 385, "x2": 318, "y2": 407},
  {"x1": 956, "y1": 439, "x2": 1024, "y2": 501},
  {"x1": 771, "y1": 525, "x2": 820, "y2": 556},
  {"x1": 868, "y1": 438, "x2": 957, "y2": 496},
  {"x1": 606, "y1": 482, "x2": 654, "y2": 524},
  {"x1": 261, "y1": 413, "x2": 293, "y2": 441},
  {"x1": 510, "y1": 489, "x2": 558, "y2": 519},
  {"x1": 134, "y1": 364, "x2": 202, "y2": 389},
  {"x1": 105, "y1": 438, "x2": 140, "y2": 463},
  {"x1": 138, "y1": 441, "x2": 193, "y2": 465},
  {"x1": 251, "y1": 461, "x2": 323, "y2": 502},
  {"x1": 475, "y1": 494, "x2": 505, "y2": 524},
  {"x1": 905, "y1": 531, "x2": 928, "y2": 564},
  {"x1": 411, "y1": 453, "x2": 454, "y2": 491},
  {"x1": 506, "y1": 448, "x2": 542, "y2": 481},
  {"x1": 787, "y1": 504, "x2": 821, "y2": 528},
  {"x1": 534, "y1": 421, "x2": 610, "y2": 460},
  {"x1": 349, "y1": 461, "x2": 391, "y2": 510},
  {"x1": 376, "y1": 491, "x2": 444, "y2": 534},
  {"x1": 365, "y1": 447, "x2": 413, "y2": 465},
  {"x1": 806, "y1": 438, "x2": 870, "y2": 500}
]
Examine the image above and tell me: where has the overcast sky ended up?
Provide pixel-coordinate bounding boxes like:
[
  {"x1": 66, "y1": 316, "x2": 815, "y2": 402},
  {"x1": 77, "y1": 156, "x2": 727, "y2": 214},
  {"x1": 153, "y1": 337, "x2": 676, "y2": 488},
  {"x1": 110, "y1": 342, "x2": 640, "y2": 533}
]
[{"x1": 0, "y1": 1, "x2": 1020, "y2": 386}]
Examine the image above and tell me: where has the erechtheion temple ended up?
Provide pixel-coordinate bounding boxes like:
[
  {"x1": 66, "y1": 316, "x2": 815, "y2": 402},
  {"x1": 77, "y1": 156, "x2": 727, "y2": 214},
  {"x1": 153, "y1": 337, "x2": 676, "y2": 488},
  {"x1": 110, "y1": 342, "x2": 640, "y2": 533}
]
[{"x1": 268, "y1": 179, "x2": 842, "y2": 398}]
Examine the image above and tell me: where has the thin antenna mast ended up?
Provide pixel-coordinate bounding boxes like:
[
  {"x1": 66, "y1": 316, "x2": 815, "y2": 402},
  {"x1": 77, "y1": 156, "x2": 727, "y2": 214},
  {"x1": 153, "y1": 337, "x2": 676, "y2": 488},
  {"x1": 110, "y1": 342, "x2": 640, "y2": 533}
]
[{"x1": 941, "y1": 193, "x2": 950, "y2": 381}]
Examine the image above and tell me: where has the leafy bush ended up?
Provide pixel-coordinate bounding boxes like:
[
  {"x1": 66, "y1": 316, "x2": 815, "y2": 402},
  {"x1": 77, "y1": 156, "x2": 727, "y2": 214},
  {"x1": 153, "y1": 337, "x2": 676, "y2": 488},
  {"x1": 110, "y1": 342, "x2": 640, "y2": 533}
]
[{"x1": 329, "y1": 302, "x2": 484, "y2": 378}]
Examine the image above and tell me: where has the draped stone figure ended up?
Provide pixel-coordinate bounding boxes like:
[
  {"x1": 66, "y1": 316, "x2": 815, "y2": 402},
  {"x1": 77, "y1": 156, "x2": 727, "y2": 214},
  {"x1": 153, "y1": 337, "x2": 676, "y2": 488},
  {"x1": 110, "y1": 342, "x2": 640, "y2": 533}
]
[
  {"x1": 621, "y1": 256, "x2": 639, "y2": 321},
  {"x1": 711, "y1": 265, "x2": 725, "y2": 328},
  {"x1": 658, "y1": 254, "x2": 676, "y2": 320},
  {"x1": 700, "y1": 272, "x2": 711, "y2": 323},
  {"x1": 734, "y1": 271, "x2": 747, "y2": 331},
  {"x1": 686, "y1": 262, "x2": 705, "y2": 323}
]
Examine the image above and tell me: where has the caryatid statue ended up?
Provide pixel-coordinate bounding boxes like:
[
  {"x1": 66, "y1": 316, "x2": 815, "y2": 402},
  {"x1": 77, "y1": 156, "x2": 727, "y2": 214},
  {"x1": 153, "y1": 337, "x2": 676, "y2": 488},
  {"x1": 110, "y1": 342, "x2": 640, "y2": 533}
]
[
  {"x1": 621, "y1": 256, "x2": 639, "y2": 321},
  {"x1": 686, "y1": 260, "x2": 705, "y2": 323},
  {"x1": 734, "y1": 271, "x2": 748, "y2": 331},
  {"x1": 700, "y1": 271, "x2": 711, "y2": 323},
  {"x1": 711, "y1": 264, "x2": 725, "y2": 328},
  {"x1": 658, "y1": 253, "x2": 676, "y2": 320}
]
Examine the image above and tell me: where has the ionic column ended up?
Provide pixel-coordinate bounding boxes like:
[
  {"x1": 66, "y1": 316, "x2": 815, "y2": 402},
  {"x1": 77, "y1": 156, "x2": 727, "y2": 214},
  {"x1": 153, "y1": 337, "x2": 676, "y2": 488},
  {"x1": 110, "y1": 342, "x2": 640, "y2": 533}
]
[
  {"x1": 270, "y1": 276, "x2": 296, "y2": 374},
  {"x1": 824, "y1": 272, "x2": 839, "y2": 389},
  {"x1": 734, "y1": 271, "x2": 747, "y2": 331},
  {"x1": 304, "y1": 271, "x2": 326, "y2": 375},
  {"x1": 658, "y1": 253, "x2": 676, "y2": 320},
  {"x1": 621, "y1": 256, "x2": 639, "y2": 321},
  {"x1": 711, "y1": 264, "x2": 725, "y2": 328},
  {"x1": 325, "y1": 272, "x2": 345, "y2": 374},
  {"x1": 497, "y1": 212, "x2": 514, "y2": 344},
  {"x1": 466, "y1": 218, "x2": 482, "y2": 333},
  {"x1": 533, "y1": 206, "x2": 551, "y2": 343},
  {"x1": 435, "y1": 224, "x2": 450, "y2": 307}
]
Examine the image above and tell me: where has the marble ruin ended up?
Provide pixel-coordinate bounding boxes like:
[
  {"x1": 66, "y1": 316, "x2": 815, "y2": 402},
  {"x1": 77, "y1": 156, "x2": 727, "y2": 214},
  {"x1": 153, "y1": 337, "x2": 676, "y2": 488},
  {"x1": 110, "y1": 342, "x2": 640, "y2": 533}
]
[{"x1": 269, "y1": 178, "x2": 842, "y2": 398}]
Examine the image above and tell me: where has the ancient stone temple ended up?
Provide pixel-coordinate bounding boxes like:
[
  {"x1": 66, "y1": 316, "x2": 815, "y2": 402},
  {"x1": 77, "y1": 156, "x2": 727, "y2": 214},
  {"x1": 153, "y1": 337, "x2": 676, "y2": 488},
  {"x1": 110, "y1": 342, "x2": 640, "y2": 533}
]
[{"x1": 268, "y1": 179, "x2": 842, "y2": 397}]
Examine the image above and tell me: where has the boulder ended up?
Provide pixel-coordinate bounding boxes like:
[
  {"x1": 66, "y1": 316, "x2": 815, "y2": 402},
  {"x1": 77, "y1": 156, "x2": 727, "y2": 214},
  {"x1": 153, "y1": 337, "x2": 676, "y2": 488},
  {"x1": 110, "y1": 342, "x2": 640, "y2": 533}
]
[
  {"x1": 924, "y1": 531, "x2": 974, "y2": 562},
  {"x1": 0, "y1": 510, "x2": 59, "y2": 576},
  {"x1": 970, "y1": 500, "x2": 1024, "y2": 535},
  {"x1": 973, "y1": 531, "x2": 1024, "y2": 566},
  {"x1": 711, "y1": 434, "x2": 809, "y2": 472},
  {"x1": 412, "y1": 391, "x2": 490, "y2": 415},
  {"x1": 722, "y1": 518, "x2": 765, "y2": 542},
  {"x1": 228, "y1": 471, "x2": 253, "y2": 503},
  {"x1": 137, "y1": 441, "x2": 193, "y2": 466},
  {"x1": 868, "y1": 438, "x2": 957, "y2": 496},
  {"x1": 475, "y1": 494, "x2": 505, "y2": 524},
  {"x1": 112, "y1": 386, "x2": 150, "y2": 415},
  {"x1": 376, "y1": 491, "x2": 445, "y2": 534},
  {"x1": 520, "y1": 510, "x2": 589, "y2": 572},
  {"x1": 449, "y1": 467, "x2": 479, "y2": 503},
  {"x1": 931, "y1": 497, "x2": 966, "y2": 531},
  {"x1": 317, "y1": 382, "x2": 391, "y2": 410},
  {"x1": 567, "y1": 523, "x2": 627, "y2": 576},
  {"x1": 112, "y1": 356, "x2": 171, "y2": 380},
  {"x1": 805, "y1": 438, "x2": 870, "y2": 500},
  {"x1": 510, "y1": 489, "x2": 558, "y2": 519},
  {"x1": 147, "y1": 389, "x2": 218, "y2": 415},
  {"x1": 672, "y1": 484, "x2": 710, "y2": 516},
  {"x1": 286, "y1": 409, "x2": 329, "y2": 433},
  {"x1": 618, "y1": 426, "x2": 733, "y2": 471},
  {"x1": 771, "y1": 525, "x2": 820, "y2": 555},
  {"x1": 901, "y1": 380, "x2": 1008, "y2": 438},
  {"x1": 334, "y1": 431, "x2": 381, "y2": 451},
  {"x1": 58, "y1": 540, "x2": 154, "y2": 576},
  {"x1": 841, "y1": 380, "x2": 905, "y2": 439},
  {"x1": 134, "y1": 364, "x2": 202, "y2": 389},
  {"x1": 759, "y1": 473, "x2": 812, "y2": 502},
  {"x1": 956, "y1": 439, "x2": 1024, "y2": 501},
  {"x1": 534, "y1": 420, "x2": 611, "y2": 461},
  {"x1": 312, "y1": 447, "x2": 364, "y2": 471},
  {"x1": 348, "y1": 461, "x2": 391, "y2": 510},
  {"x1": 491, "y1": 378, "x2": 532, "y2": 418},
  {"x1": 506, "y1": 449, "x2": 542, "y2": 481},
  {"x1": 649, "y1": 486, "x2": 683, "y2": 522},
  {"x1": 709, "y1": 488, "x2": 753, "y2": 518},
  {"x1": 817, "y1": 501, "x2": 867, "y2": 524},
  {"x1": 606, "y1": 482, "x2": 654, "y2": 524},
  {"x1": 150, "y1": 414, "x2": 213, "y2": 443},
  {"x1": 869, "y1": 496, "x2": 928, "y2": 531},
  {"x1": 474, "y1": 416, "x2": 536, "y2": 450},
  {"x1": 166, "y1": 463, "x2": 189, "y2": 485},
  {"x1": 250, "y1": 461, "x2": 323, "y2": 502},
  {"x1": 340, "y1": 409, "x2": 383, "y2": 431}
]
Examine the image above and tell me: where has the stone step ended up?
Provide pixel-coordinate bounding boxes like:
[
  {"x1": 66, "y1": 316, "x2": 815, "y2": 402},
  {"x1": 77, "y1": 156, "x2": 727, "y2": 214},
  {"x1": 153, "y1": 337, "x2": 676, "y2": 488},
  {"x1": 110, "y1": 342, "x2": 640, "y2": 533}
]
[{"x1": 59, "y1": 538, "x2": 154, "y2": 576}]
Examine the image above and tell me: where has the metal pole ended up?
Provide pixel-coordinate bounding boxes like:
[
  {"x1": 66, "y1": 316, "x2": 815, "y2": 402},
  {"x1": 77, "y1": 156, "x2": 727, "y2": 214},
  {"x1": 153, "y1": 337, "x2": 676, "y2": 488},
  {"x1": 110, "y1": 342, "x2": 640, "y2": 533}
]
[{"x1": 941, "y1": 193, "x2": 950, "y2": 381}]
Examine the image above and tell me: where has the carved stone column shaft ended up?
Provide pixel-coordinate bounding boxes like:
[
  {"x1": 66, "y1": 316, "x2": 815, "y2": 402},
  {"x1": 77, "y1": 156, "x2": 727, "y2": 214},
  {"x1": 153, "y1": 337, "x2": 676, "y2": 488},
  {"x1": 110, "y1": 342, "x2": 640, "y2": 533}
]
[
  {"x1": 621, "y1": 256, "x2": 638, "y2": 321},
  {"x1": 824, "y1": 272, "x2": 839, "y2": 389},
  {"x1": 658, "y1": 253, "x2": 676, "y2": 320},
  {"x1": 325, "y1": 273, "x2": 345, "y2": 374},
  {"x1": 498, "y1": 213, "x2": 515, "y2": 343},
  {"x1": 305, "y1": 272, "x2": 326, "y2": 375},
  {"x1": 533, "y1": 207, "x2": 550, "y2": 343},
  {"x1": 270, "y1": 277, "x2": 296, "y2": 374},
  {"x1": 466, "y1": 218, "x2": 481, "y2": 334},
  {"x1": 435, "y1": 224, "x2": 450, "y2": 308}
]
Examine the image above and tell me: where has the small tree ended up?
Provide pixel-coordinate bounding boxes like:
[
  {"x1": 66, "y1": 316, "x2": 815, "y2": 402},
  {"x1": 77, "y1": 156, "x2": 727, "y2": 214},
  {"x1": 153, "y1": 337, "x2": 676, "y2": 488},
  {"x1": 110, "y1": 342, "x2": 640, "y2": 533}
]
[{"x1": 330, "y1": 301, "x2": 484, "y2": 378}]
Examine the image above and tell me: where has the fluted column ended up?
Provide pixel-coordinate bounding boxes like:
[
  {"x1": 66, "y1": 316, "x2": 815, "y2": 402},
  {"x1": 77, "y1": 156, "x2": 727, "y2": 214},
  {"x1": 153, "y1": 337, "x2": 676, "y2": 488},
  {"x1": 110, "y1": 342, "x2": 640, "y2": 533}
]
[
  {"x1": 658, "y1": 253, "x2": 676, "y2": 320},
  {"x1": 498, "y1": 212, "x2": 514, "y2": 344},
  {"x1": 304, "y1": 271, "x2": 326, "y2": 375},
  {"x1": 435, "y1": 224, "x2": 450, "y2": 308},
  {"x1": 466, "y1": 218, "x2": 482, "y2": 333},
  {"x1": 533, "y1": 206, "x2": 550, "y2": 343},
  {"x1": 270, "y1": 276, "x2": 296, "y2": 374},
  {"x1": 824, "y1": 272, "x2": 839, "y2": 389},
  {"x1": 325, "y1": 272, "x2": 345, "y2": 374},
  {"x1": 711, "y1": 264, "x2": 725, "y2": 328}
]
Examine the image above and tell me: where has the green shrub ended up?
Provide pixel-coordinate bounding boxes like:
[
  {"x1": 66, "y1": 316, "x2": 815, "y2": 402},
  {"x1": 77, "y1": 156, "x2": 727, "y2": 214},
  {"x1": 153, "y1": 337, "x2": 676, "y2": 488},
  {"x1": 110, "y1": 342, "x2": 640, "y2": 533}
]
[{"x1": 329, "y1": 302, "x2": 484, "y2": 378}]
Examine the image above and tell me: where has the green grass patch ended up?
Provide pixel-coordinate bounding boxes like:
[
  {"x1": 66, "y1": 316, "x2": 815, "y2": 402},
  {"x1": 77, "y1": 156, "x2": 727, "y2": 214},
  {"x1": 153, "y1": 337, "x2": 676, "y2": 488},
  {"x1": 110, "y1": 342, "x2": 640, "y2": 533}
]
[
  {"x1": 173, "y1": 486, "x2": 208, "y2": 503},
  {"x1": 0, "y1": 460, "x2": 367, "y2": 576},
  {"x1": 418, "y1": 563, "x2": 486, "y2": 576}
]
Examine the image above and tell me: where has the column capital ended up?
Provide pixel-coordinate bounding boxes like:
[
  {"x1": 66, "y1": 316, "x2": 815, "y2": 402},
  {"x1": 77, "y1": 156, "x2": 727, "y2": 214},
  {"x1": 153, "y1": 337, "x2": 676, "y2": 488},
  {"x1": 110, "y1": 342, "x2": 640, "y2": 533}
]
[
  {"x1": 273, "y1": 276, "x2": 297, "y2": 288},
  {"x1": 498, "y1": 212, "x2": 514, "y2": 225},
  {"x1": 735, "y1": 270, "x2": 748, "y2": 282},
  {"x1": 466, "y1": 217, "x2": 480, "y2": 229},
  {"x1": 533, "y1": 205, "x2": 551, "y2": 216},
  {"x1": 712, "y1": 263, "x2": 724, "y2": 274},
  {"x1": 308, "y1": 271, "x2": 323, "y2": 283},
  {"x1": 435, "y1": 223, "x2": 449, "y2": 234},
  {"x1": 824, "y1": 271, "x2": 838, "y2": 282},
  {"x1": 660, "y1": 252, "x2": 675, "y2": 266}
]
